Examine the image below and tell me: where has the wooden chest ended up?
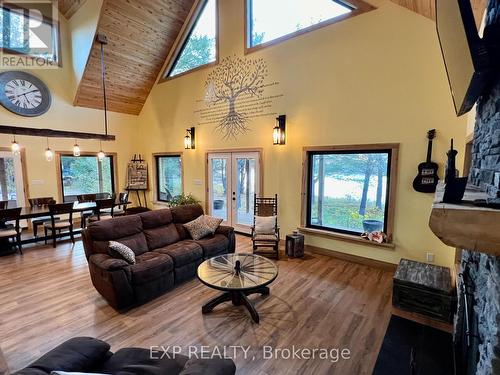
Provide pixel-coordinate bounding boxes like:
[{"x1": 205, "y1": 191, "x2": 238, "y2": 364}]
[
  {"x1": 285, "y1": 234, "x2": 304, "y2": 258},
  {"x1": 393, "y1": 259, "x2": 456, "y2": 322}
]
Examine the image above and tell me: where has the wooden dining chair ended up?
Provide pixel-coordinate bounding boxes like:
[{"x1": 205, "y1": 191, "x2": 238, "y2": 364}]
[
  {"x1": 44, "y1": 202, "x2": 74, "y2": 248},
  {"x1": 0, "y1": 207, "x2": 23, "y2": 254},
  {"x1": 28, "y1": 197, "x2": 59, "y2": 238},
  {"x1": 88, "y1": 198, "x2": 115, "y2": 223},
  {"x1": 105, "y1": 192, "x2": 128, "y2": 216},
  {"x1": 0, "y1": 200, "x2": 8, "y2": 210},
  {"x1": 77, "y1": 194, "x2": 97, "y2": 229}
]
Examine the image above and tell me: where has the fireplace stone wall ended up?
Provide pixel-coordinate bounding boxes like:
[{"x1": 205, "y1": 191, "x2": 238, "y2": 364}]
[
  {"x1": 460, "y1": 250, "x2": 500, "y2": 375},
  {"x1": 459, "y1": 2, "x2": 500, "y2": 375}
]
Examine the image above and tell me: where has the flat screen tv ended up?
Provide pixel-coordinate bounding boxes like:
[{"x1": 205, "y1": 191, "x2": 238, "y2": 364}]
[{"x1": 436, "y1": 0, "x2": 491, "y2": 116}]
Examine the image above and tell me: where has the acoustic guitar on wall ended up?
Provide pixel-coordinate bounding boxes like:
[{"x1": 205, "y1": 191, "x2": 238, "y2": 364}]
[{"x1": 413, "y1": 129, "x2": 439, "y2": 193}]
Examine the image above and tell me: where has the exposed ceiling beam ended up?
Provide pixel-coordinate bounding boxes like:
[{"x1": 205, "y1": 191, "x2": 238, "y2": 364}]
[{"x1": 0, "y1": 125, "x2": 115, "y2": 141}]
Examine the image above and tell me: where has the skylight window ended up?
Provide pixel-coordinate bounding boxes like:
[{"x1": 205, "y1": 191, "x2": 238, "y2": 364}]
[
  {"x1": 247, "y1": 0, "x2": 354, "y2": 49},
  {"x1": 167, "y1": 0, "x2": 217, "y2": 78}
]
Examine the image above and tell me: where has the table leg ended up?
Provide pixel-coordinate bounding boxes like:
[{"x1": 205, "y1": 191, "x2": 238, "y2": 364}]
[
  {"x1": 202, "y1": 292, "x2": 232, "y2": 314},
  {"x1": 239, "y1": 292, "x2": 260, "y2": 323}
]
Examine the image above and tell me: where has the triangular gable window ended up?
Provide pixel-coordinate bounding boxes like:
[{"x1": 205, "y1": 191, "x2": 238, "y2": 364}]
[
  {"x1": 247, "y1": 0, "x2": 357, "y2": 49},
  {"x1": 167, "y1": 0, "x2": 217, "y2": 78}
]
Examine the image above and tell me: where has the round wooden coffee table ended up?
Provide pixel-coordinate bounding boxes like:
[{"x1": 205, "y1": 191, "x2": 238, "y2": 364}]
[{"x1": 197, "y1": 253, "x2": 278, "y2": 323}]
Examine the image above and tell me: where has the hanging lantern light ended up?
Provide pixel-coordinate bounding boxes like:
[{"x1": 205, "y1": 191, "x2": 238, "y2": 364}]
[
  {"x1": 45, "y1": 138, "x2": 53, "y2": 162},
  {"x1": 73, "y1": 140, "x2": 81, "y2": 157},
  {"x1": 97, "y1": 141, "x2": 106, "y2": 162},
  {"x1": 11, "y1": 136, "x2": 20, "y2": 155}
]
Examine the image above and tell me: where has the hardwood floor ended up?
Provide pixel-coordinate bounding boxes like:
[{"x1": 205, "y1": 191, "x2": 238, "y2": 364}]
[{"x1": 0, "y1": 236, "x2": 394, "y2": 374}]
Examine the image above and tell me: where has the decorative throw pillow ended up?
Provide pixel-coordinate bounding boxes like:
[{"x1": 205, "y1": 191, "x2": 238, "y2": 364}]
[
  {"x1": 255, "y1": 215, "x2": 277, "y2": 234},
  {"x1": 108, "y1": 241, "x2": 136, "y2": 264},
  {"x1": 183, "y1": 215, "x2": 213, "y2": 240},
  {"x1": 204, "y1": 215, "x2": 223, "y2": 234}
]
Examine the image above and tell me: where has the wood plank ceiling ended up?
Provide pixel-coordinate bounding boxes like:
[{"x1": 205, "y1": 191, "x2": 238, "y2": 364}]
[
  {"x1": 73, "y1": 0, "x2": 195, "y2": 115},
  {"x1": 390, "y1": 0, "x2": 488, "y2": 28},
  {"x1": 58, "y1": 0, "x2": 88, "y2": 19}
]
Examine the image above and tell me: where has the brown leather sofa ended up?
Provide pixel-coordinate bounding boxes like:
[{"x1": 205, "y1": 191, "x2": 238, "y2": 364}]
[{"x1": 82, "y1": 204, "x2": 235, "y2": 310}]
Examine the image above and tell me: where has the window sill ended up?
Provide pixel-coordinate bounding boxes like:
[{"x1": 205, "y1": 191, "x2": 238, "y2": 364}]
[
  {"x1": 298, "y1": 227, "x2": 395, "y2": 249},
  {"x1": 152, "y1": 201, "x2": 172, "y2": 207}
]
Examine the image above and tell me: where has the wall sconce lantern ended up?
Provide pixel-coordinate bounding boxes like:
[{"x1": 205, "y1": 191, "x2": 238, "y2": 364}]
[
  {"x1": 184, "y1": 127, "x2": 195, "y2": 150},
  {"x1": 73, "y1": 139, "x2": 81, "y2": 157},
  {"x1": 273, "y1": 115, "x2": 286, "y2": 145}
]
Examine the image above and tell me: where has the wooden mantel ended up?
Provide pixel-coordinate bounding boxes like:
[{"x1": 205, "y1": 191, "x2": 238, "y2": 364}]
[{"x1": 429, "y1": 183, "x2": 500, "y2": 256}]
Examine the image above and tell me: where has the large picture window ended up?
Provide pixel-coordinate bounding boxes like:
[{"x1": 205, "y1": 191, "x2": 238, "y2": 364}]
[
  {"x1": 155, "y1": 154, "x2": 183, "y2": 202},
  {"x1": 59, "y1": 154, "x2": 115, "y2": 202},
  {"x1": 303, "y1": 145, "x2": 398, "y2": 239}
]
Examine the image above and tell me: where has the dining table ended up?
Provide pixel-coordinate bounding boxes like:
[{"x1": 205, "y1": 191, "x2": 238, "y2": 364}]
[{"x1": 0, "y1": 199, "x2": 131, "y2": 252}]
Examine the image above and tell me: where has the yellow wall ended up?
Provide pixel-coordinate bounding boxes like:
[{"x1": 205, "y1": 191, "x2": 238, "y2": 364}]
[
  {"x1": 136, "y1": 0, "x2": 467, "y2": 268},
  {"x1": 0, "y1": 5, "x2": 138, "y2": 202}
]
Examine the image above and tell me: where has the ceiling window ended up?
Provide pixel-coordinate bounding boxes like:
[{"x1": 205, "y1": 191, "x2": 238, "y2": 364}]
[
  {"x1": 0, "y1": 5, "x2": 60, "y2": 65},
  {"x1": 247, "y1": 0, "x2": 362, "y2": 50},
  {"x1": 166, "y1": 0, "x2": 217, "y2": 78}
]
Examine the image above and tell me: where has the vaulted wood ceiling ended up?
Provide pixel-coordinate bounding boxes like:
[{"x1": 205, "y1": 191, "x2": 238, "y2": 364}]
[
  {"x1": 58, "y1": 0, "x2": 88, "y2": 19},
  {"x1": 73, "y1": 0, "x2": 195, "y2": 115},
  {"x1": 390, "y1": 0, "x2": 487, "y2": 28}
]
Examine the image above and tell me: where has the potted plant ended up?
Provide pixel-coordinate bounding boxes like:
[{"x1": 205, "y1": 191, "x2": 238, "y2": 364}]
[{"x1": 169, "y1": 193, "x2": 201, "y2": 207}]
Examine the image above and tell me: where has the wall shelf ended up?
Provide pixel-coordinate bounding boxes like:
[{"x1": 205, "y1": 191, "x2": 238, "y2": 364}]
[{"x1": 429, "y1": 183, "x2": 500, "y2": 256}]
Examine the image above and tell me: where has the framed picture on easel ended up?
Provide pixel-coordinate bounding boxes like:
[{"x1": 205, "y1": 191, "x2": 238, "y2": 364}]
[{"x1": 126, "y1": 155, "x2": 148, "y2": 190}]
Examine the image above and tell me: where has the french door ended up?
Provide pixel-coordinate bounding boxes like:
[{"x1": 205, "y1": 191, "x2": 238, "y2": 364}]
[{"x1": 207, "y1": 151, "x2": 261, "y2": 233}]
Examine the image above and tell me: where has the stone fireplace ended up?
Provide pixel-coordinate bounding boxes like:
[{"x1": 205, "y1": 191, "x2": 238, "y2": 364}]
[{"x1": 455, "y1": 2, "x2": 500, "y2": 374}]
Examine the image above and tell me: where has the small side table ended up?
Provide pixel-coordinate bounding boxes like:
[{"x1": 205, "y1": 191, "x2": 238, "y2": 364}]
[{"x1": 285, "y1": 233, "x2": 304, "y2": 258}]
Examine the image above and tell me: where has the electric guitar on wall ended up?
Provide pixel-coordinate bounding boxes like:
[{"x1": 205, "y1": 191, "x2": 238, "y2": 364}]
[{"x1": 413, "y1": 129, "x2": 439, "y2": 193}]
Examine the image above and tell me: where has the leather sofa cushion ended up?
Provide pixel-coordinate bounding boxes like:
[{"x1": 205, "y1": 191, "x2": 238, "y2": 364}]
[
  {"x1": 130, "y1": 252, "x2": 173, "y2": 285},
  {"x1": 100, "y1": 348, "x2": 187, "y2": 375},
  {"x1": 86, "y1": 216, "x2": 143, "y2": 241},
  {"x1": 93, "y1": 232, "x2": 149, "y2": 256},
  {"x1": 170, "y1": 204, "x2": 204, "y2": 224},
  {"x1": 139, "y1": 209, "x2": 173, "y2": 229},
  {"x1": 22, "y1": 337, "x2": 110, "y2": 374},
  {"x1": 194, "y1": 234, "x2": 230, "y2": 258},
  {"x1": 153, "y1": 240, "x2": 203, "y2": 267},
  {"x1": 143, "y1": 224, "x2": 180, "y2": 250}
]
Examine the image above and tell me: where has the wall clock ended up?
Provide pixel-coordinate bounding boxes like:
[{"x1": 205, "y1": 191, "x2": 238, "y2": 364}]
[{"x1": 0, "y1": 71, "x2": 51, "y2": 117}]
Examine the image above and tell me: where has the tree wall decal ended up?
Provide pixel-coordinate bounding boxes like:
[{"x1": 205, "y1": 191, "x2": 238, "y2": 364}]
[{"x1": 204, "y1": 55, "x2": 268, "y2": 140}]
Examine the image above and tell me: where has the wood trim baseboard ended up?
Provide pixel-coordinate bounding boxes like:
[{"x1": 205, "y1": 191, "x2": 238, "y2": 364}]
[{"x1": 305, "y1": 244, "x2": 398, "y2": 272}]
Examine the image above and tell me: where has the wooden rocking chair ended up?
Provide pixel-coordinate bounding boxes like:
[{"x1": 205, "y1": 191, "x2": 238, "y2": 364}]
[{"x1": 251, "y1": 194, "x2": 279, "y2": 259}]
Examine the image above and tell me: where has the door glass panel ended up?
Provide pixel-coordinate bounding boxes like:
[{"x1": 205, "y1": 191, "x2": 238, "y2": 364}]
[
  {"x1": 211, "y1": 158, "x2": 228, "y2": 221},
  {"x1": 235, "y1": 157, "x2": 256, "y2": 226},
  {"x1": 0, "y1": 154, "x2": 17, "y2": 207}
]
